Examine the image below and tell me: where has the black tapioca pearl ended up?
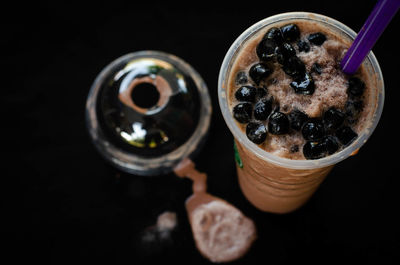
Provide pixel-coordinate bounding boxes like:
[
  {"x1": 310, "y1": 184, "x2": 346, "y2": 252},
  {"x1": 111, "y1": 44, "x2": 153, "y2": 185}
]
[
  {"x1": 256, "y1": 38, "x2": 278, "y2": 61},
  {"x1": 288, "y1": 109, "x2": 309, "y2": 131},
  {"x1": 307, "y1": 32, "x2": 327, "y2": 46},
  {"x1": 233, "y1": 103, "x2": 253, "y2": 123},
  {"x1": 323, "y1": 107, "x2": 345, "y2": 132},
  {"x1": 347, "y1": 77, "x2": 365, "y2": 98},
  {"x1": 282, "y1": 56, "x2": 306, "y2": 78},
  {"x1": 303, "y1": 135, "x2": 339, "y2": 160},
  {"x1": 345, "y1": 99, "x2": 364, "y2": 124},
  {"x1": 302, "y1": 118, "x2": 325, "y2": 141},
  {"x1": 263, "y1": 27, "x2": 284, "y2": 45},
  {"x1": 235, "y1": 85, "x2": 257, "y2": 102},
  {"x1": 322, "y1": 135, "x2": 340, "y2": 155},
  {"x1": 335, "y1": 126, "x2": 358, "y2": 146},
  {"x1": 275, "y1": 42, "x2": 297, "y2": 65},
  {"x1": 249, "y1": 62, "x2": 273, "y2": 85},
  {"x1": 280, "y1": 24, "x2": 300, "y2": 42},
  {"x1": 268, "y1": 111, "x2": 290, "y2": 135},
  {"x1": 235, "y1": 71, "x2": 248, "y2": 85},
  {"x1": 297, "y1": 39, "x2": 310, "y2": 52},
  {"x1": 254, "y1": 98, "x2": 273, "y2": 121},
  {"x1": 290, "y1": 72, "x2": 315, "y2": 95},
  {"x1": 303, "y1": 140, "x2": 326, "y2": 160},
  {"x1": 246, "y1": 122, "x2": 267, "y2": 144}
]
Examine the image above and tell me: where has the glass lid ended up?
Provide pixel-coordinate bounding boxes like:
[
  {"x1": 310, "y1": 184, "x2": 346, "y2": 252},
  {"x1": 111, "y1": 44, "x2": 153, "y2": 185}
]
[{"x1": 86, "y1": 51, "x2": 211, "y2": 176}]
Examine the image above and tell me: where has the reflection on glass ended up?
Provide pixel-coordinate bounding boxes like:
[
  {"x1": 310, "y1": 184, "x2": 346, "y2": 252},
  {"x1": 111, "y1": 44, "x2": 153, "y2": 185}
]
[{"x1": 96, "y1": 57, "x2": 201, "y2": 158}]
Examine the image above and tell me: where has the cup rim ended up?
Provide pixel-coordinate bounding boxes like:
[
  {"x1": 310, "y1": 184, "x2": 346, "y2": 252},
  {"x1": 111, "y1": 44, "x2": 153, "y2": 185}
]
[{"x1": 218, "y1": 12, "x2": 385, "y2": 170}]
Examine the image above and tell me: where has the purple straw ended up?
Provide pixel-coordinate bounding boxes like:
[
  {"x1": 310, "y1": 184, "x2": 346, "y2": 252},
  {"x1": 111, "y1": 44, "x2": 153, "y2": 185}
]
[{"x1": 341, "y1": 0, "x2": 400, "y2": 75}]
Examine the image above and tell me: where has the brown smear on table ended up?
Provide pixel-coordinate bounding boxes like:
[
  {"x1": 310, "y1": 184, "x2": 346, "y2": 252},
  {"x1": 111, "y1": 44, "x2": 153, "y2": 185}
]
[{"x1": 174, "y1": 158, "x2": 257, "y2": 263}]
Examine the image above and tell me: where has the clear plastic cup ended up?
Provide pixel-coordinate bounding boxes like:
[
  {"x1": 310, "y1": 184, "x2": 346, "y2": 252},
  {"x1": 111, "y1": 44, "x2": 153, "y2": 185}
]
[{"x1": 218, "y1": 12, "x2": 384, "y2": 213}]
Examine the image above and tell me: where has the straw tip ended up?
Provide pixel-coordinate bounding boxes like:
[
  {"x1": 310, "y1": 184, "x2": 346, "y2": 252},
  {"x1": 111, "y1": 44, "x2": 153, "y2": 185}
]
[{"x1": 340, "y1": 0, "x2": 400, "y2": 75}]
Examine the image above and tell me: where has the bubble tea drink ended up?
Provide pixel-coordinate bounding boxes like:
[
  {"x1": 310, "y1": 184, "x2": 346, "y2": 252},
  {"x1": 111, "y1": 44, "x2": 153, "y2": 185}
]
[{"x1": 218, "y1": 12, "x2": 384, "y2": 213}]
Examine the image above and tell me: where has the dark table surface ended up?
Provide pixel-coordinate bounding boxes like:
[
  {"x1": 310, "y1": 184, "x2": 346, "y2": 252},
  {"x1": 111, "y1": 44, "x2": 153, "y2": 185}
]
[{"x1": 3, "y1": 1, "x2": 399, "y2": 264}]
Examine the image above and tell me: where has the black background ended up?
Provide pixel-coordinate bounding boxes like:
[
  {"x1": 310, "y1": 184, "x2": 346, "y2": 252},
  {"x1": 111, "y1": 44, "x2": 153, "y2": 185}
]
[{"x1": 3, "y1": 1, "x2": 400, "y2": 264}]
